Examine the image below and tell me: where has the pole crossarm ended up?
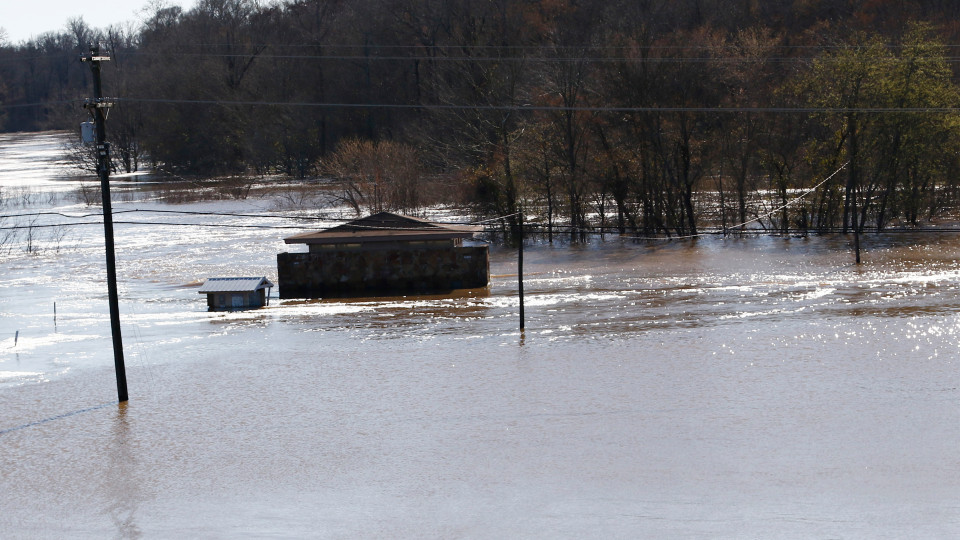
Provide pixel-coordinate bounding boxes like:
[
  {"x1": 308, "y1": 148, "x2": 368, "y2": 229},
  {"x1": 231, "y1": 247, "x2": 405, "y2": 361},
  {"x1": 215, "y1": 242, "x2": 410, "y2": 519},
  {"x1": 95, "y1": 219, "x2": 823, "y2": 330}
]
[
  {"x1": 80, "y1": 51, "x2": 111, "y2": 63},
  {"x1": 83, "y1": 99, "x2": 115, "y2": 109}
]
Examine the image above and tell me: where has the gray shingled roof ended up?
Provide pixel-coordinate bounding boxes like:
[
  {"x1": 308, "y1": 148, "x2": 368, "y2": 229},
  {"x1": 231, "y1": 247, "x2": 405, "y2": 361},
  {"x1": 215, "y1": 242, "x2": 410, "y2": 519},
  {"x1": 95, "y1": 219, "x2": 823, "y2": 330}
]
[
  {"x1": 284, "y1": 212, "x2": 481, "y2": 245},
  {"x1": 198, "y1": 277, "x2": 273, "y2": 294}
]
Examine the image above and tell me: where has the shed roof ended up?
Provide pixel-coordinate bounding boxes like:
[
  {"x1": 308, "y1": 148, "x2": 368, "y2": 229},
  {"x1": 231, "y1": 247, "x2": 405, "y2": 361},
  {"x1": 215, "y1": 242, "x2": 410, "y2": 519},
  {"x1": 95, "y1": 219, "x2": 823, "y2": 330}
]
[
  {"x1": 284, "y1": 212, "x2": 482, "y2": 246},
  {"x1": 198, "y1": 277, "x2": 274, "y2": 294}
]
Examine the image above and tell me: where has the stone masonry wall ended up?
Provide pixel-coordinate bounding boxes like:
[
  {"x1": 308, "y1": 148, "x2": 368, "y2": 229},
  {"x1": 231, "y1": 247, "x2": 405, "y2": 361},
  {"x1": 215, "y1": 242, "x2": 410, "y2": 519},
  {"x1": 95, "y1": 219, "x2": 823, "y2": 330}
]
[{"x1": 277, "y1": 245, "x2": 489, "y2": 299}]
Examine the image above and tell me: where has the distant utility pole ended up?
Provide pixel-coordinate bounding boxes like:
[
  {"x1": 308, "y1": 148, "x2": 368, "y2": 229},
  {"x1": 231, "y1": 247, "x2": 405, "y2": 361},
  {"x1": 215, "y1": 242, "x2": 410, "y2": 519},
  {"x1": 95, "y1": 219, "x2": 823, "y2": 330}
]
[
  {"x1": 82, "y1": 44, "x2": 128, "y2": 402},
  {"x1": 518, "y1": 211, "x2": 525, "y2": 332}
]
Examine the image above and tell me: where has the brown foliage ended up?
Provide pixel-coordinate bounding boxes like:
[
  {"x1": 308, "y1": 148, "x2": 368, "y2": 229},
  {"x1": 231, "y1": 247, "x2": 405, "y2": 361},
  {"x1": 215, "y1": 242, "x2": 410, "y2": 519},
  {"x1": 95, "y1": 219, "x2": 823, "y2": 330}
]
[{"x1": 325, "y1": 138, "x2": 423, "y2": 216}]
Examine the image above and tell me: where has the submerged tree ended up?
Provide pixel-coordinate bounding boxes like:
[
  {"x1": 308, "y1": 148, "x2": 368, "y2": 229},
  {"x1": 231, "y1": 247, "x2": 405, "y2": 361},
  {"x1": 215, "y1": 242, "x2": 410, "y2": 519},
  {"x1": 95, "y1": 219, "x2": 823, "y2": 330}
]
[
  {"x1": 5, "y1": 0, "x2": 960, "y2": 240},
  {"x1": 325, "y1": 138, "x2": 423, "y2": 216},
  {"x1": 798, "y1": 23, "x2": 960, "y2": 233}
]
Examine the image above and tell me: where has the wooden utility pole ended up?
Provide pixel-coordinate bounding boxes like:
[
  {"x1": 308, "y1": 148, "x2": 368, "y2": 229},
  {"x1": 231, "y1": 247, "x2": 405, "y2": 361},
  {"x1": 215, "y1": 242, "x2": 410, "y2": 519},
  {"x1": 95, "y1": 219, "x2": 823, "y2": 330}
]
[
  {"x1": 82, "y1": 44, "x2": 128, "y2": 402},
  {"x1": 849, "y1": 114, "x2": 862, "y2": 265}
]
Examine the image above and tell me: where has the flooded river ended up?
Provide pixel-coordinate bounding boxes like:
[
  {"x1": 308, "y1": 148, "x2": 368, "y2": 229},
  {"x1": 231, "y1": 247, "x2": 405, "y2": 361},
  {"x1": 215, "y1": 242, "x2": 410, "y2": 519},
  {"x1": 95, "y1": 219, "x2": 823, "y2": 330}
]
[{"x1": 1, "y1": 132, "x2": 959, "y2": 538}]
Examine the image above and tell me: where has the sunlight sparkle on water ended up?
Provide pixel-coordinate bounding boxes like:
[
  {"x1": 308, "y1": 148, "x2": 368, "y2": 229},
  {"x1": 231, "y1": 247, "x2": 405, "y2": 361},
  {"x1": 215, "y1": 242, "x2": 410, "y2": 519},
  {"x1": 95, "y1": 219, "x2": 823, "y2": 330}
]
[{"x1": 1, "y1": 133, "x2": 959, "y2": 538}]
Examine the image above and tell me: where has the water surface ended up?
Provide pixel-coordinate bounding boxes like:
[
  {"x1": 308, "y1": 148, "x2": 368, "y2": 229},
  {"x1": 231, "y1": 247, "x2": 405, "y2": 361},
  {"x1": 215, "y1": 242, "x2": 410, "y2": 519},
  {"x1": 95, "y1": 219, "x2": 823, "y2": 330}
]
[{"x1": 1, "y1": 132, "x2": 959, "y2": 538}]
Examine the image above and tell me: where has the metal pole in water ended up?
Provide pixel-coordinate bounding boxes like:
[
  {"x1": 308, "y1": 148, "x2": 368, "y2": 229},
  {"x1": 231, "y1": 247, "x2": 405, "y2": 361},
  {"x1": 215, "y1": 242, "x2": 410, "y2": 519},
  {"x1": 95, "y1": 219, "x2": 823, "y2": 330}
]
[
  {"x1": 13, "y1": 331, "x2": 17, "y2": 347},
  {"x1": 854, "y1": 227, "x2": 861, "y2": 265},
  {"x1": 518, "y1": 211, "x2": 525, "y2": 332},
  {"x1": 82, "y1": 44, "x2": 128, "y2": 402}
]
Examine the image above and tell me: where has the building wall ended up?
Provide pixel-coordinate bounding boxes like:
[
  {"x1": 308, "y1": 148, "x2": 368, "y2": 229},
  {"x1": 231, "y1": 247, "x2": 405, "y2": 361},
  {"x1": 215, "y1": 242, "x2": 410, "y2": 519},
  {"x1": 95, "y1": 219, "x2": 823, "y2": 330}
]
[
  {"x1": 277, "y1": 245, "x2": 489, "y2": 299},
  {"x1": 205, "y1": 290, "x2": 266, "y2": 310}
]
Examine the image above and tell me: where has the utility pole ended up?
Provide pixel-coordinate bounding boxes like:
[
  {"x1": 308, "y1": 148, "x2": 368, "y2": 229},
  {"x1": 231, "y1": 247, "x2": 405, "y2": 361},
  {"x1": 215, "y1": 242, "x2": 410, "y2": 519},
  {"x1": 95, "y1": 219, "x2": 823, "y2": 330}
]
[
  {"x1": 82, "y1": 44, "x2": 128, "y2": 402},
  {"x1": 518, "y1": 211, "x2": 525, "y2": 332}
]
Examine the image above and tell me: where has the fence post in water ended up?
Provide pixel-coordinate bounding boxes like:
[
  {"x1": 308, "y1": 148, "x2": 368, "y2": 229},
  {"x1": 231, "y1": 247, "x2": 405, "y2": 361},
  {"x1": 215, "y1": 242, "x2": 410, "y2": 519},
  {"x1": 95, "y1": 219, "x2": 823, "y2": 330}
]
[{"x1": 518, "y1": 211, "x2": 525, "y2": 332}]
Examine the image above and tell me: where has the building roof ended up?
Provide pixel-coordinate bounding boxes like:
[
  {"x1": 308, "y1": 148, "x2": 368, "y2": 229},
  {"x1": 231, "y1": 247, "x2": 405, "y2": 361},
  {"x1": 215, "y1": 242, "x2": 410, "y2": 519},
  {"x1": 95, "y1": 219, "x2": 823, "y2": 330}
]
[
  {"x1": 284, "y1": 212, "x2": 482, "y2": 246},
  {"x1": 198, "y1": 277, "x2": 274, "y2": 294}
]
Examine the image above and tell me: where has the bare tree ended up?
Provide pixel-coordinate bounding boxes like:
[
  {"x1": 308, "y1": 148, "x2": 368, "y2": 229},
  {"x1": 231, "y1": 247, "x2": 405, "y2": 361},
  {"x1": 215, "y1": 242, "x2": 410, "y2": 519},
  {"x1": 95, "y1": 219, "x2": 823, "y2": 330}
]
[{"x1": 325, "y1": 138, "x2": 423, "y2": 216}]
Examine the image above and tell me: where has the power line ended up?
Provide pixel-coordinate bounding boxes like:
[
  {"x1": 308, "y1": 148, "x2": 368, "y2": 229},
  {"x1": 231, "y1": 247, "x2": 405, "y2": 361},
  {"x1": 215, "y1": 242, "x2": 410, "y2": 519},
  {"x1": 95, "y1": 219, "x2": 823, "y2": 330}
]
[
  {"x1": 0, "y1": 210, "x2": 109, "y2": 219},
  {"x1": 6, "y1": 46, "x2": 960, "y2": 69},
  {"x1": 0, "y1": 208, "x2": 495, "y2": 231},
  {"x1": 8, "y1": 219, "x2": 960, "y2": 236},
  {"x1": 0, "y1": 221, "x2": 104, "y2": 230},
  {"x1": 13, "y1": 96, "x2": 960, "y2": 114},
  {"x1": 182, "y1": 42, "x2": 960, "y2": 50},
  {"x1": 12, "y1": 40, "x2": 960, "y2": 53},
  {"x1": 6, "y1": 95, "x2": 960, "y2": 115},
  {"x1": 114, "y1": 98, "x2": 960, "y2": 114},
  {"x1": 0, "y1": 207, "x2": 484, "y2": 225},
  {"x1": 111, "y1": 220, "x2": 318, "y2": 229},
  {"x1": 7, "y1": 203, "x2": 960, "y2": 237},
  {"x1": 112, "y1": 208, "x2": 352, "y2": 221},
  {"x1": 116, "y1": 51, "x2": 960, "y2": 64},
  {"x1": 0, "y1": 99, "x2": 80, "y2": 110},
  {"x1": 620, "y1": 162, "x2": 848, "y2": 241},
  {"x1": 5, "y1": 43, "x2": 959, "y2": 60},
  {"x1": 6, "y1": 96, "x2": 960, "y2": 114},
  {"x1": 0, "y1": 221, "x2": 305, "y2": 230}
]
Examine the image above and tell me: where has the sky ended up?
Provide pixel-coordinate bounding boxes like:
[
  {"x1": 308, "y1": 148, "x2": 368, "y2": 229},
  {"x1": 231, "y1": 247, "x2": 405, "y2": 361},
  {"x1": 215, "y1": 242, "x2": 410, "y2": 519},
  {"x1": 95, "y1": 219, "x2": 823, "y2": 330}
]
[{"x1": 1, "y1": 0, "x2": 198, "y2": 44}]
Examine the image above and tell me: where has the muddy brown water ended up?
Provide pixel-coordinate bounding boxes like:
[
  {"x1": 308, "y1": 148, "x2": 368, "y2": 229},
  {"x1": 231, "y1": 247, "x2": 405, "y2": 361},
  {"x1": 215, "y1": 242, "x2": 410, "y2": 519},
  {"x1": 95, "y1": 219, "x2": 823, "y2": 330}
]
[{"x1": 1, "y1": 132, "x2": 959, "y2": 537}]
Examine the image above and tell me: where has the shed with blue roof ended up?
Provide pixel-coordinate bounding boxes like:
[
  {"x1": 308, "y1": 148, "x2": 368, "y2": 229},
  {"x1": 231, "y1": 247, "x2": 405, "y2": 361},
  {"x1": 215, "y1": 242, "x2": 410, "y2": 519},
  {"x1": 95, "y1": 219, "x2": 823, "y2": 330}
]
[{"x1": 198, "y1": 277, "x2": 273, "y2": 310}]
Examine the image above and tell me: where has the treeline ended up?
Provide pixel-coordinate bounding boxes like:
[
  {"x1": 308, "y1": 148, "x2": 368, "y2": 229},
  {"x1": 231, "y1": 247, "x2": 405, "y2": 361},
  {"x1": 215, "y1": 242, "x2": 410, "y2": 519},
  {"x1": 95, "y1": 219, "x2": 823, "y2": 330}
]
[{"x1": 4, "y1": 0, "x2": 960, "y2": 238}]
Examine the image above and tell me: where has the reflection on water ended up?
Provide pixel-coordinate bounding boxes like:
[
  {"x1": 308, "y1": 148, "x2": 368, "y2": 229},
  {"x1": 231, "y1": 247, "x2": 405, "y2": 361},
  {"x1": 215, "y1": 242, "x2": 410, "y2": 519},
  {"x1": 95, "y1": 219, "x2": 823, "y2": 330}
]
[
  {"x1": 102, "y1": 402, "x2": 143, "y2": 540},
  {"x1": 2, "y1": 132, "x2": 960, "y2": 537}
]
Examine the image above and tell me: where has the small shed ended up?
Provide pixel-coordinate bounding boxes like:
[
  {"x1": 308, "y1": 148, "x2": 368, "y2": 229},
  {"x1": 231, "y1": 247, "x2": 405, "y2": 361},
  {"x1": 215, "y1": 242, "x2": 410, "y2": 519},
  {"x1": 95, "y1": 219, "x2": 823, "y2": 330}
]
[{"x1": 198, "y1": 277, "x2": 274, "y2": 310}]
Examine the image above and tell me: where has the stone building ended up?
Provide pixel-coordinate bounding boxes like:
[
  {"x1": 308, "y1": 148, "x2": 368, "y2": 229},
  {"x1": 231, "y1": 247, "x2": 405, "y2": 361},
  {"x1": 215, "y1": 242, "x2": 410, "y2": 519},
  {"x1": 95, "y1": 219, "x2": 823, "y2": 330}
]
[{"x1": 277, "y1": 212, "x2": 489, "y2": 299}]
